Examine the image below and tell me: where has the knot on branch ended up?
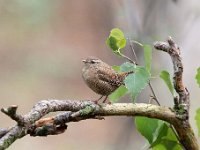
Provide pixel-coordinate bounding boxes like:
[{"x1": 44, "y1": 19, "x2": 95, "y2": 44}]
[
  {"x1": 0, "y1": 100, "x2": 101, "y2": 144},
  {"x1": 28, "y1": 123, "x2": 68, "y2": 137}
]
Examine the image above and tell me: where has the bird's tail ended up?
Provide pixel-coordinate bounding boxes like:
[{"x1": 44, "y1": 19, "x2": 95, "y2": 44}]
[
  {"x1": 120, "y1": 71, "x2": 134, "y2": 78},
  {"x1": 118, "y1": 71, "x2": 134, "y2": 85}
]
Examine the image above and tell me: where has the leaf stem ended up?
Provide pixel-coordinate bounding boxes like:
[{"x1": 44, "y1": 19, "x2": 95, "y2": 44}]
[
  {"x1": 149, "y1": 78, "x2": 182, "y2": 149},
  {"x1": 119, "y1": 52, "x2": 137, "y2": 65},
  {"x1": 148, "y1": 82, "x2": 160, "y2": 106},
  {"x1": 128, "y1": 41, "x2": 161, "y2": 106},
  {"x1": 128, "y1": 38, "x2": 138, "y2": 63}
]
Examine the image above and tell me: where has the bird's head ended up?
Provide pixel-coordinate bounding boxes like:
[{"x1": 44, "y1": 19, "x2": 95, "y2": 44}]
[{"x1": 82, "y1": 57, "x2": 102, "y2": 67}]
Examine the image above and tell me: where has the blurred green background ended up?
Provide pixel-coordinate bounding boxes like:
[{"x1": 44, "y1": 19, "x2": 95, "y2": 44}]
[{"x1": 0, "y1": 0, "x2": 200, "y2": 149}]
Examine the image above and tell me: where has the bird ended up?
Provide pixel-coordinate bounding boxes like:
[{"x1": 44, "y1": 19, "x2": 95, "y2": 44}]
[{"x1": 82, "y1": 57, "x2": 133, "y2": 103}]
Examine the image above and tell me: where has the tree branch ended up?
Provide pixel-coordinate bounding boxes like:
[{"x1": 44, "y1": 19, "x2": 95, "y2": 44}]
[
  {"x1": 154, "y1": 37, "x2": 198, "y2": 150},
  {"x1": 0, "y1": 100, "x2": 176, "y2": 149},
  {"x1": 0, "y1": 37, "x2": 199, "y2": 150}
]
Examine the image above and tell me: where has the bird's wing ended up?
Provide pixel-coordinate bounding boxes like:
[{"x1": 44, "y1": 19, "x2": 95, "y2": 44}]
[{"x1": 97, "y1": 68, "x2": 124, "y2": 86}]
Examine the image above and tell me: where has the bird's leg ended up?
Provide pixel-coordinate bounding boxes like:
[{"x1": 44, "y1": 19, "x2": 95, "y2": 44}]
[
  {"x1": 102, "y1": 96, "x2": 111, "y2": 104},
  {"x1": 102, "y1": 96, "x2": 108, "y2": 103},
  {"x1": 94, "y1": 95, "x2": 104, "y2": 104}
]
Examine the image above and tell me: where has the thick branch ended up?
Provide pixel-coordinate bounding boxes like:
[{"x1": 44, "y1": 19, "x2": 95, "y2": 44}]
[
  {"x1": 154, "y1": 37, "x2": 189, "y2": 111},
  {"x1": 154, "y1": 37, "x2": 198, "y2": 150},
  {"x1": 0, "y1": 100, "x2": 176, "y2": 149}
]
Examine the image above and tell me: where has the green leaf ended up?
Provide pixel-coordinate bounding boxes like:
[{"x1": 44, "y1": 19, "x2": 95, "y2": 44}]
[
  {"x1": 195, "y1": 67, "x2": 200, "y2": 87},
  {"x1": 135, "y1": 117, "x2": 164, "y2": 144},
  {"x1": 163, "y1": 124, "x2": 178, "y2": 141},
  {"x1": 160, "y1": 70, "x2": 174, "y2": 96},
  {"x1": 195, "y1": 108, "x2": 200, "y2": 136},
  {"x1": 151, "y1": 123, "x2": 181, "y2": 149},
  {"x1": 120, "y1": 62, "x2": 136, "y2": 72},
  {"x1": 106, "y1": 36, "x2": 119, "y2": 53},
  {"x1": 121, "y1": 63, "x2": 150, "y2": 101},
  {"x1": 110, "y1": 28, "x2": 124, "y2": 39},
  {"x1": 112, "y1": 65, "x2": 121, "y2": 72},
  {"x1": 106, "y1": 28, "x2": 126, "y2": 53},
  {"x1": 108, "y1": 86, "x2": 128, "y2": 103},
  {"x1": 143, "y1": 44, "x2": 152, "y2": 73},
  {"x1": 150, "y1": 122, "x2": 168, "y2": 147},
  {"x1": 135, "y1": 117, "x2": 181, "y2": 150},
  {"x1": 117, "y1": 38, "x2": 126, "y2": 49},
  {"x1": 110, "y1": 28, "x2": 126, "y2": 49},
  {"x1": 152, "y1": 140, "x2": 182, "y2": 150}
]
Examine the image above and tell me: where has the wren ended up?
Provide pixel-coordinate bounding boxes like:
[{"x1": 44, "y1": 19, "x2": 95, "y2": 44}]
[{"x1": 82, "y1": 57, "x2": 132, "y2": 103}]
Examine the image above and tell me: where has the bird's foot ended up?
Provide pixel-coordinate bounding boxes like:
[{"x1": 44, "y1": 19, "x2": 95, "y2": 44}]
[
  {"x1": 102, "y1": 97, "x2": 112, "y2": 104},
  {"x1": 94, "y1": 100, "x2": 99, "y2": 104},
  {"x1": 107, "y1": 101, "x2": 112, "y2": 104},
  {"x1": 93, "y1": 96, "x2": 112, "y2": 104},
  {"x1": 93, "y1": 99, "x2": 111, "y2": 105}
]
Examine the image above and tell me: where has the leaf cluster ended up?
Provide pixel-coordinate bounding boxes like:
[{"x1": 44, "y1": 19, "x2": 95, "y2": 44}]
[{"x1": 106, "y1": 28, "x2": 182, "y2": 149}]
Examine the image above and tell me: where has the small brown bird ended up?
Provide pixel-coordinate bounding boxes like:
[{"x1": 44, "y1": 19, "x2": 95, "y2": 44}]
[{"x1": 82, "y1": 57, "x2": 132, "y2": 103}]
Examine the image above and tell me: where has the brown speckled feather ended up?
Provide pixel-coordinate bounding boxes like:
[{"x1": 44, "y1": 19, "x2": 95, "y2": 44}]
[{"x1": 82, "y1": 57, "x2": 133, "y2": 97}]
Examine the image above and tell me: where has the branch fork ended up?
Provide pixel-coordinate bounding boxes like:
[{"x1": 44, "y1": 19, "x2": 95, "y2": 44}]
[{"x1": 154, "y1": 37, "x2": 197, "y2": 150}]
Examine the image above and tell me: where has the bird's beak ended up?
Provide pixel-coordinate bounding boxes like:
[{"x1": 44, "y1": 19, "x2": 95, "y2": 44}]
[{"x1": 82, "y1": 59, "x2": 86, "y2": 63}]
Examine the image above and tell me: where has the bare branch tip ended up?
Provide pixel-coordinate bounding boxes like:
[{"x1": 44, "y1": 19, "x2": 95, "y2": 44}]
[
  {"x1": 1, "y1": 105, "x2": 18, "y2": 116},
  {"x1": 167, "y1": 36, "x2": 174, "y2": 45},
  {"x1": 168, "y1": 36, "x2": 172, "y2": 40}
]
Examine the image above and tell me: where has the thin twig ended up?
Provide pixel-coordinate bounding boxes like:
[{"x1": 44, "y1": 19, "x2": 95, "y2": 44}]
[
  {"x1": 148, "y1": 82, "x2": 160, "y2": 106},
  {"x1": 128, "y1": 38, "x2": 138, "y2": 63},
  {"x1": 149, "y1": 82, "x2": 181, "y2": 146},
  {"x1": 128, "y1": 40, "x2": 161, "y2": 105},
  {"x1": 120, "y1": 53, "x2": 136, "y2": 64}
]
